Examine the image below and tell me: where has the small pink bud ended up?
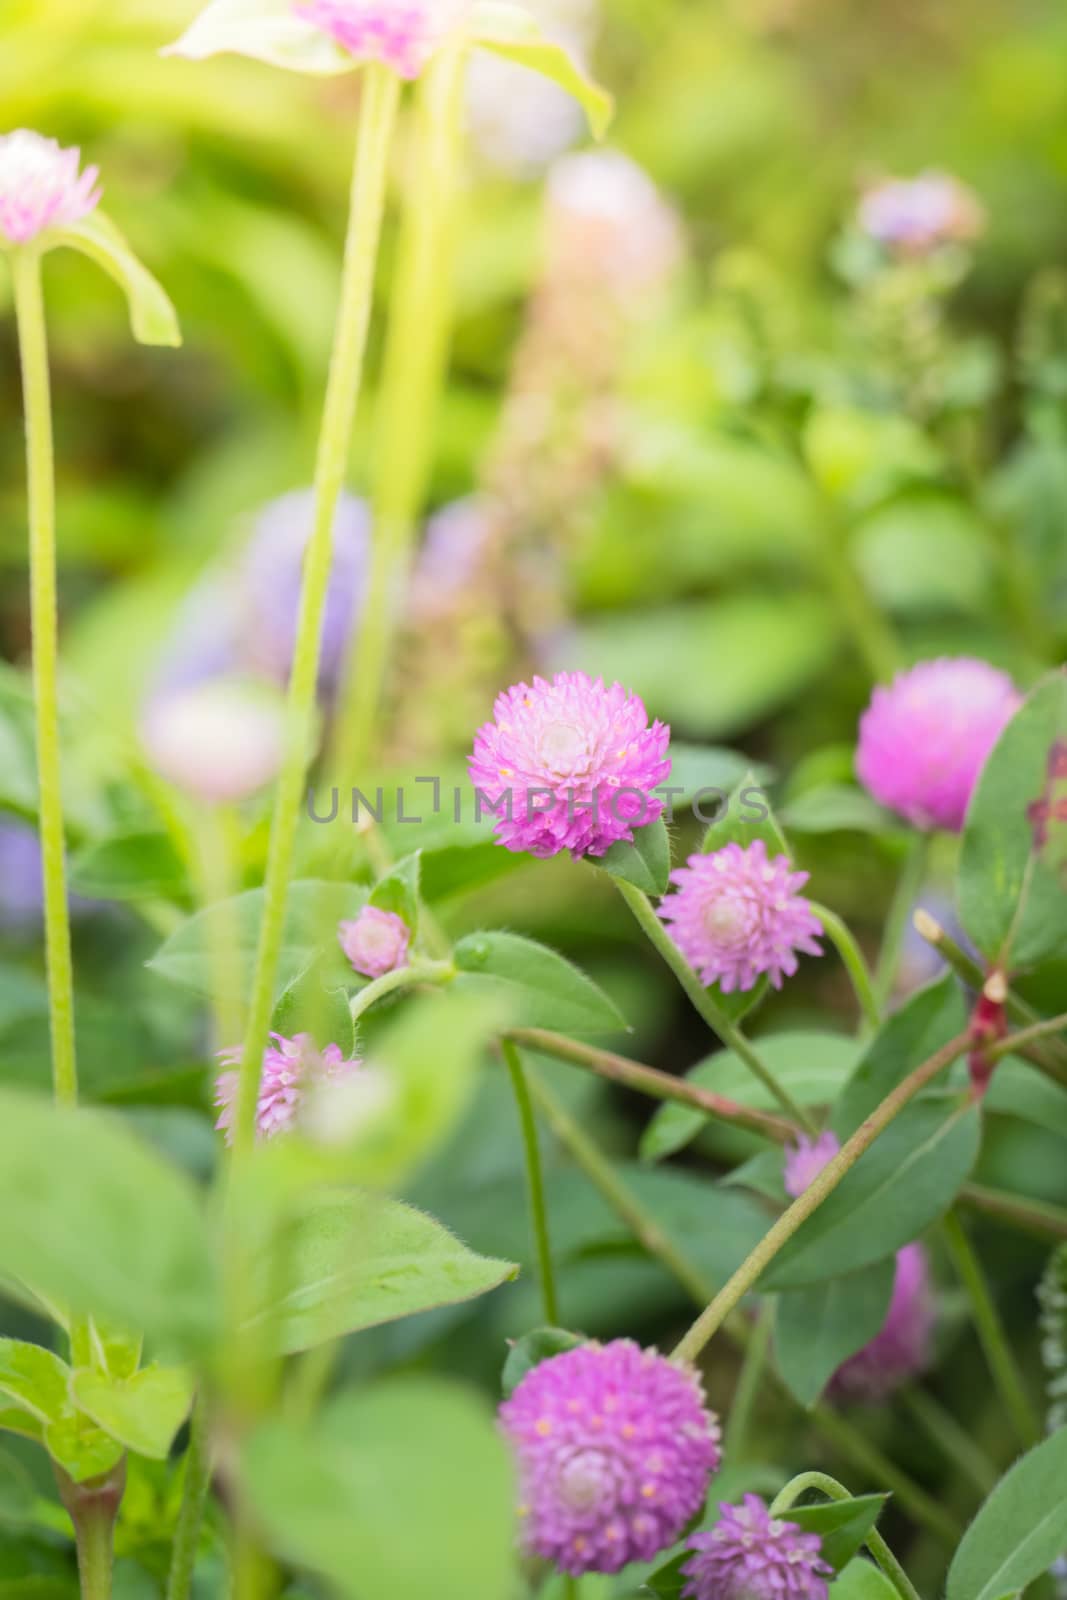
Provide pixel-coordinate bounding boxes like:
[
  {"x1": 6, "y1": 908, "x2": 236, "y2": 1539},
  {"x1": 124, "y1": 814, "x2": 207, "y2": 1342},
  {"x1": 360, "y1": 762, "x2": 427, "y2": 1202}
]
[
  {"x1": 339, "y1": 905, "x2": 411, "y2": 978},
  {"x1": 0, "y1": 131, "x2": 101, "y2": 246}
]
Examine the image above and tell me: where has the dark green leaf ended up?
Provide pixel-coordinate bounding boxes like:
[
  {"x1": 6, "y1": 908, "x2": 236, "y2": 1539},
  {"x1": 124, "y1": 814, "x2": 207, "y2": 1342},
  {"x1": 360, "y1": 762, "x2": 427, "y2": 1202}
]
[
  {"x1": 788, "y1": 1494, "x2": 890, "y2": 1573},
  {"x1": 836, "y1": 973, "x2": 967, "y2": 1129},
  {"x1": 775, "y1": 1263, "x2": 896, "y2": 1408},
  {"x1": 830, "y1": 1560, "x2": 900, "y2": 1600},
  {"x1": 501, "y1": 1328, "x2": 583, "y2": 1398},
  {"x1": 454, "y1": 931, "x2": 625, "y2": 1035},
  {"x1": 600, "y1": 818, "x2": 671, "y2": 896},
  {"x1": 947, "y1": 1429, "x2": 1067, "y2": 1600}
]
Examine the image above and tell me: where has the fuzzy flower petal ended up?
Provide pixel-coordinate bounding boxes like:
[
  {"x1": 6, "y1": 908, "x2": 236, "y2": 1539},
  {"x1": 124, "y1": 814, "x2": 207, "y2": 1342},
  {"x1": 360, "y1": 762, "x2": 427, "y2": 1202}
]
[
  {"x1": 469, "y1": 671, "x2": 671, "y2": 859},
  {"x1": 681, "y1": 1495, "x2": 831, "y2": 1600},
  {"x1": 215, "y1": 1032, "x2": 361, "y2": 1143},
  {"x1": 339, "y1": 905, "x2": 411, "y2": 978},
  {"x1": 0, "y1": 131, "x2": 101, "y2": 246},
  {"x1": 856, "y1": 657, "x2": 1020, "y2": 833},
  {"x1": 658, "y1": 840, "x2": 823, "y2": 994},
  {"x1": 499, "y1": 1339, "x2": 721, "y2": 1575}
]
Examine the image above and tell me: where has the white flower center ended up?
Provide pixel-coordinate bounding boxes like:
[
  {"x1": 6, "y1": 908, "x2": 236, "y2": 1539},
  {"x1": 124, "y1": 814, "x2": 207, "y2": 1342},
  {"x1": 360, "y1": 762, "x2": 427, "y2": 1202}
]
[
  {"x1": 538, "y1": 720, "x2": 588, "y2": 773},
  {"x1": 703, "y1": 896, "x2": 749, "y2": 945},
  {"x1": 557, "y1": 1449, "x2": 613, "y2": 1514},
  {"x1": 0, "y1": 132, "x2": 63, "y2": 204}
]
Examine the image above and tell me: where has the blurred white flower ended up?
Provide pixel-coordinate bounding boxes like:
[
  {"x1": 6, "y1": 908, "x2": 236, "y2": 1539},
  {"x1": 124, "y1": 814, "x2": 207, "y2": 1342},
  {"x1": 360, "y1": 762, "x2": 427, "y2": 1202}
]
[
  {"x1": 544, "y1": 148, "x2": 684, "y2": 294},
  {"x1": 466, "y1": 0, "x2": 598, "y2": 176},
  {"x1": 141, "y1": 679, "x2": 287, "y2": 805}
]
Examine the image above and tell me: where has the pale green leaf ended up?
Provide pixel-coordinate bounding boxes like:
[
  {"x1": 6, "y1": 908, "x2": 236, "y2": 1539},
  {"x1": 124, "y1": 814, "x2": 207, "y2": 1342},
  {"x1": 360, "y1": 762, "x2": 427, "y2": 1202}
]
[
  {"x1": 70, "y1": 1364, "x2": 195, "y2": 1461},
  {"x1": 162, "y1": 0, "x2": 351, "y2": 74},
  {"x1": 469, "y1": 2, "x2": 613, "y2": 137},
  {"x1": 51, "y1": 212, "x2": 181, "y2": 347},
  {"x1": 947, "y1": 1429, "x2": 1067, "y2": 1600}
]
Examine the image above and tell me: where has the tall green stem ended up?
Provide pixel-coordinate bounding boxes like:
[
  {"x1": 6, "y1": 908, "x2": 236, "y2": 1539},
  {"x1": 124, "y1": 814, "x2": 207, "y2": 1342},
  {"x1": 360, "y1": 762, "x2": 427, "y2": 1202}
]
[
  {"x1": 723, "y1": 1301, "x2": 774, "y2": 1462},
  {"x1": 873, "y1": 835, "x2": 929, "y2": 1013},
  {"x1": 502, "y1": 1043, "x2": 560, "y2": 1325},
  {"x1": 165, "y1": 1395, "x2": 212, "y2": 1600},
  {"x1": 229, "y1": 66, "x2": 400, "y2": 1160},
  {"x1": 56, "y1": 1462, "x2": 125, "y2": 1600},
  {"x1": 815, "y1": 493, "x2": 902, "y2": 683},
  {"x1": 770, "y1": 1472, "x2": 921, "y2": 1600},
  {"x1": 808, "y1": 902, "x2": 881, "y2": 1032},
  {"x1": 941, "y1": 1209, "x2": 1040, "y2": 1449},
  {"x1": 332, "y1": 44, "x2": 466, "y2": 782},
  {"x1": 612, "y1": 878, "x2": 817, "y2": 1132},
  {"x1": 12, "y1": 248, "x2": 77, "y2": 1110},
  {"x1": 672, "y1": 1031, "x2": 969, "y2": 1364}
]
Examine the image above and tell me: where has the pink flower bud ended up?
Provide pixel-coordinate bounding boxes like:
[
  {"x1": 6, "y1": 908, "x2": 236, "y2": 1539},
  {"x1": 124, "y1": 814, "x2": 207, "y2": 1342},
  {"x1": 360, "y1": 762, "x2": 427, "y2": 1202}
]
[
  {"x1": 338, "y1": 905, "x2": 411, "y2": 978},
  {"x1": 0, "y1": 131, "x2": 101, "y2": 246}
]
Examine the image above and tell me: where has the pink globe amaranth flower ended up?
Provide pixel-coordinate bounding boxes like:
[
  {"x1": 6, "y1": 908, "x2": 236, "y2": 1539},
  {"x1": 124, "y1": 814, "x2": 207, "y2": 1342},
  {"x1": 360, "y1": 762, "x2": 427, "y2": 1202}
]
[
  {"x1": 783, "y1": 1130, "x2": 841, "y2": 1199},
  {"x1": 293, "y1": 0, "x2": 468, "y2": 78},
  {"x1": 858, "y1": 171, "x2": 984, "y2": 256},
  {"x1": 469, "y1": 671, "x2": 671, "y2": 859},
  {"x1": 681, "y1": 1495, "x2": 832, "y2": 1600},
  {"x1": 499, "y1": 1339, "x2": 721, "y2": 1576},
  {"x1": 214, "y1": 1033, "x2": 361, "y2": 1143},
  {"x1": 779, "y1": 1134, "x2": 935, "y2": 1403},
  {"x1": 338, "y1": 905, "x2": 411, "y2": 978},
  {"x1": 829, "y1": 1242, "x2": 935, "y2": 1404},
  {"x1": 658, "y1": 840, "x2": 824, "y2": 994},
  {"x1": 0, "y1": 131, "x2": 101, "y2": 246},
  {"x1": 856, "y1": 657, "x2": 1021, "y2": 833}
]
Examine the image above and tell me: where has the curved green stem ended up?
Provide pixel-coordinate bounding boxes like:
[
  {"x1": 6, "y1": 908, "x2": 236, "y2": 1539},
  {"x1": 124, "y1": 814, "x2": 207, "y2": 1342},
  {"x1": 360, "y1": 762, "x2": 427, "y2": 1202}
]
[
  {"x1": 12, "y1": 248, "x2": 77, "y2": 1110},
  {"x1": 165, "y1": 1395, "x2": 212, "y2": 1600},
  {"x1": 332, "y1": 44, "x2": 466, "y2": 782},
  {"x1": 941, "y1": 1208, "x2": 1040, "y2": 1449},
  {"x1": 672, "y1": 1032, "x2": 970, "y2": 1365},
  {"x1": 612, "y1": 878, "x2": 817, "y2": 1133},
  {"x1": 809, "y1": 902, "x2": 881, "y2": 1032},
  {"x1": 770, "y1": 1471, "x2": 921, "y2": 1600},
  {"x1": 874, "y1": 834, "x2": 929, "y2": 1013},
  {"x1": 348, "y1": 959, "x2": 454, "y2": 1028},
  {"x1": 502, "y1": 1042, "x2": 560, "y2": 1325},
  {"x1": 989, "y1": 1012, "x2": 1067, "y2": 1062},
  {"x1": 228, "y1": 65, "x2": 400, "y2": 1161}
]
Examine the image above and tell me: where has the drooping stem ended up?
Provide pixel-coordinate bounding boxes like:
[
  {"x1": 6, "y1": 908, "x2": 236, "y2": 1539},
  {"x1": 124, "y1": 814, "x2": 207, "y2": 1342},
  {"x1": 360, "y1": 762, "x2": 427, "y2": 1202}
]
[
  {"x1": 12, "y1": 248, "x2": 77, "y2": 1110},
  {"x1": 873, "y1": 833, "x2": 929, "y2": 1013},
  {"x1": 332, "y1": 44, "x2": 466, "y2": 783},
  {"x1": 723, "y1": 1301, "x2": 774, "y2": 1462},
  {"x1": 672, "y1": 1031, "x2": 970, "y2": 1365},
  {"x1": 528, "y1": 1067, "x2": 959, "y2": 1544},
  {"x1": 808, "y1": 902, "x2": 881, "y2": 1032},
  {"x1": 770, "y1": 1471, "x2": 921, "y2": 1600},
  {"x1": 165, "y1": 1395, "x2": 213, "y2": 1600},
  {"x1": 228, "y1": 65, "x2": 400, "y2": 1161},
  {"x1": 506, "y1": 1027, "x2": 798, "y2": 1144},
  {"x1": 611, "y1": 878, "x2": 817, "y2": 1133},
  {"x1": 502, "y1": 1042, "x2": 560, "y2": 1325},
  {"x1": 941, "y1": 1208, "x2": 1040, "y2": 1449}
]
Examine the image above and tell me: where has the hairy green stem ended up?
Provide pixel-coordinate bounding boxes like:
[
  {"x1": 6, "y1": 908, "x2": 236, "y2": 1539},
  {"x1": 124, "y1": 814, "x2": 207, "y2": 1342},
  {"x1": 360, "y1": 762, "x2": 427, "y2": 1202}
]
[
  {"x1": 165, "y1": 1395, "x2": 212, "y2": 1600},
  {"x1": 612, "y1": 879, "x2": 817, "y2": 1132},
  {"x1": 672, "y1": 1032, "x2": 970, "y2": 1365},
  {"x1": 506, "y1": 1027, "x2": 798, "y2": 1144},
  {"x1": 770, "y1": 1471, "x2": 921, "y2": 1600},
  {"x1": 332, "y1": 44, "x2": 466, "y2": 782},
  {"x1": 874, "y1": 834, "x2": 929, "y2": 1013},
  {"x1": 56, "y1": 1461, "x2": 125, "y2": 1600},
  {"x1": 502, "y1": 1042, "x2": 560, "y2": 1325},
  {"x1": 348, "y1": 958, "x2": 454, "y2": 1028},
  {"x1": 808, "y1": 902, "x2": 881, "y2": 1032},
  {"x1": 228, "y1": 66, "x2": 400, "y2": 1160},
  {"x1": 723, "y1": 1301, "x2": 774, "y2": 1462},
  {"x1": 528, "y1": 1069, "x2": 959, "y2": 1544},
  {"x1": 942, "y1": 1209, "x2": 1040, "y2": 1449},
  {"x1": 13, "y1": 248, "x2": 77, "y2": 1109}
]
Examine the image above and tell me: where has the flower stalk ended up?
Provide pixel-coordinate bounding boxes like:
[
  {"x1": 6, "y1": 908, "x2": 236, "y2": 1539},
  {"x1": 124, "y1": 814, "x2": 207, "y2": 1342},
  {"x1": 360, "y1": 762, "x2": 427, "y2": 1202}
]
[
  {"x1": 228, "y1": 64, "x2": 400, "y2": 1160},
  {"x1": 769, "y1": 1472, "x2": 921, "y2": 1600},
  {"x1": 501, "y1": 1042, "x2": 560, "y2": 1325}
]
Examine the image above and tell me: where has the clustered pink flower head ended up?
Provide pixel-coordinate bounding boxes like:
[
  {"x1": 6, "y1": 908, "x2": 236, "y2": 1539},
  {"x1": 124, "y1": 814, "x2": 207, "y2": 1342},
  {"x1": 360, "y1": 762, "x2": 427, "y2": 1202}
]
[
  {"x1": 214, "y1": 1032, "x2": 361, "y2": 1142},
  {"x1": 469, "y1": 672, "x2": 671, "y2": 859},
  {"x1": 781, "y1": 1132, "x2": 935, "y2": 1403},
  {"x1": 293, "y1": 0, "x2": 468, "y2": 78},
  {"x1": 658, "y1": 840, "x2": 823, "y2": 994},
  {"x1": 681, "y1": 1496, "x2": 832, "y2": 1600},
  {"x1": 338, "y1": 905, "x2": 411, "y2": 978},
  {"x1": 858, "y1": 171, "x2": 985, "y2": 256},
  {"x1": 0, "y1": 131, "x2": 101, "y2": 246},
  {"x1": 856, "y1": 657, "x2": 1021, "y2": 833},
  {"x1": 499, "y1": 1339, "x2": 721, "y2": 1575}
]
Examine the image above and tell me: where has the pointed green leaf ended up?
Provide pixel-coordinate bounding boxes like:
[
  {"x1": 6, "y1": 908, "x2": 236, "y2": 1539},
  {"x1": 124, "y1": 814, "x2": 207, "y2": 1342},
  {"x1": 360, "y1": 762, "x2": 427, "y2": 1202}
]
[
  {"x1": 369, "y1": 851, "x2": 421, "y2": 932},
  {"x1": 600, "y1": 817, "x2": 671, "y2": 896},
  {"x1": 52, "y1": 212, "x2": 180, "y2": 347},
  {"x1": 0, "y1": 1340, "x2": 122, "y2": 1483},
  {"x1": 469, "y1": 2, "x2": 613, "y2": 137},
  {"x1": 830, "y1": 1560, "x2": 901, "y2": 1600},
  {"x1": 71, "y1": 1364, "x2": 195, "y2": 1461},
  {"x1": 454, "y1": 931, "x2": 625, "y2": 1035},
  {"x1": 775, "y1": 1262, "x2": 896, "y2": 1408},
  {"x1": 502, "y1": 1328, "x2": 583, "y2": 1398},
  {"x1": 947, "y1": 1429, "x2": 1067, "y2": 1600},
  {"x1": 788, "y1": 1494, "x2": 890, "y2": 1573}
]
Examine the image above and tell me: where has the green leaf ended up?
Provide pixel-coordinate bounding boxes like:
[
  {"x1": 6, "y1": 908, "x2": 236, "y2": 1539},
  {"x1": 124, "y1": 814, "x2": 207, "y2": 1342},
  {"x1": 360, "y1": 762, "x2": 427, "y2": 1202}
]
[
  {"x1": 501, "y1": 1328, "x2": 583, "y2": 1398},
  {"x1": 469, "y1": 2, "x2": 613, "y2": 137},
  {"x1": 641, "y1": 1032, "x2": 862, "y2": 1162},
  {"x1": 244, "y1": 1190, "x2": 517, "y2": 1354},
  {"x1": 241, "y1": 1379, "x2": 517, "y2": 1600},
  {"x1": 453, "y1": 931, "x2": 625, "y2": 1035},
  {"x1": 947, "y1": 1429, "x2": 1067, "y2": 1600},
  {"x1": 830, "y1": 1560, "x2": 901, "y2": 1600},
  {"x1": 958, "y1": 669, "x2": 1067, "y2": 969},
  {"x1": 270, "y1": 950, "x2": 356, "y2": 1057},
  {"x1": 775, "y1": 1263, "x2": 896, "y2": 1408},
  {"x1": 836, "y1": 973, "x2": 967, "y2": 1129},
  {"x1": 780, "y1": 785, "x2": 898, "y2": 836},
  {"x1": 599, "y1": 818, "x2": 671, "y2": 896},
  {"x1": 51, "y1": 212, "x2": 181, "y2": 347},
  {"x1": 667, "y1": 744, "x2": 767, "y2": 810},
  {"x1": 788, "y1": 1495, "x2": 890, "y2": 1573},
  {"x1": 765, "y1": 1101, "x2": 981, "y2": 1288},
  {"x1": 149, "y1": 879, "x2": 368, "y2": 1004},
  {"x1": 0, "y1": 1092, "x2": 217, "y2": 1357},
  {"x1": 70, "y1": 1364, "x2": 195, "y2": 1461},
  {"x1": 69, "y1": 831, "x2": 190, "y2": 905},
  {"x1": 162, "y1": 0, "x2": 350, "y2": 74},
  {"x1": 0, "y1": 1340, "x2": 122, "y2": 1483},
  {"x1": 369, "y1": 852, "x2": 420, "y2": 932}
]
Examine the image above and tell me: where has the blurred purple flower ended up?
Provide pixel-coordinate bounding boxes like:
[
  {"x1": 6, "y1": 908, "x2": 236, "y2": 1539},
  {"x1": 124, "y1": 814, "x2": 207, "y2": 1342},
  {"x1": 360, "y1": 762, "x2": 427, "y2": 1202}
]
[
  {"x1": 0, "y1": 820, "x2": 44, "y2": 932},
  {"x1": 681, "y1": 1495, "x2": 831, "y2": 1600},
  {"x1": 858, "y1": 172, "x2": 984, "y2": 255}
]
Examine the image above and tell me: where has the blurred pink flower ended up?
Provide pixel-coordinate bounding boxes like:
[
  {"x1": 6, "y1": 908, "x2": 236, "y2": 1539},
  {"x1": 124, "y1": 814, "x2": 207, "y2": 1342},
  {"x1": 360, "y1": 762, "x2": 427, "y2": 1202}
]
[
  {"x1": 499, "y1": 1339, "x2": 721, "y2": 1575},
  {"x1": 141, "y1": 679, "x2": 286, "y2": 806},
  {"x1": 856, "y1": 657, "x2": 1020, "y2": 832},
  {"x1": 658, "y1": 840, "x2": 823, "y2": 994},
  {"x1": 339, "y1": 905, "x2": 411, "y2": 977},
  {"x1": 469, "y1": 670, "x2": 670, "y2": 858},
  {"x1": 0, "y1": 131, "x2": 100, "y2": 246},
  {"x1": 858, "y1": 171, "x2": 984, "y2": 255},
  {"x1": 294, "y1": 0, "x2": 468, "y2": 76},
  {"x1": 783, "y1": 1130, "x2": 840, "y2": 1198},
  {"x1": 682, "y1": 1495, "x2": 831, "y2": 1600},
  {"x1": 215, "y1": 1032, "x2": 360, "y2": 1142}
]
